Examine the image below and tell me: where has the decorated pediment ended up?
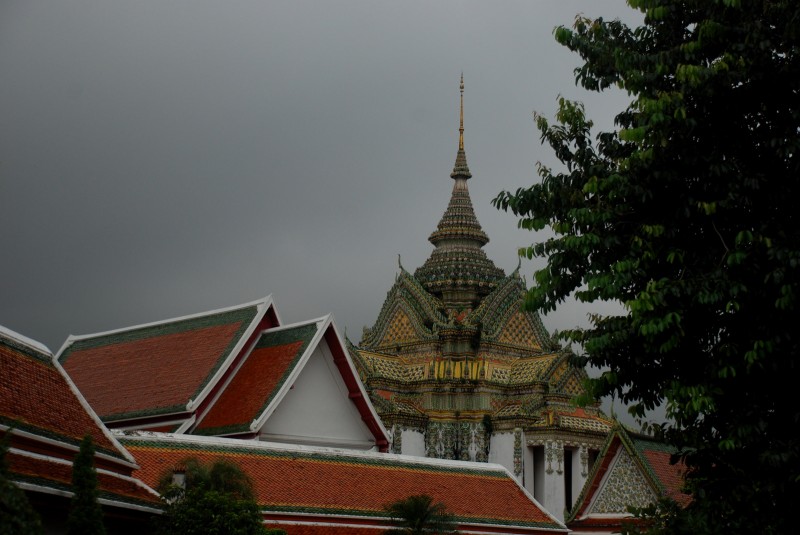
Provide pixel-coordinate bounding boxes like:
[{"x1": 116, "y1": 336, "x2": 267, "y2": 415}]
[
  {"x1": 587, "y1": 447, "x2": 658, "y2": 514},
  {"x1": 360, "y1": 270, "x2": 443, "y2": 349}
]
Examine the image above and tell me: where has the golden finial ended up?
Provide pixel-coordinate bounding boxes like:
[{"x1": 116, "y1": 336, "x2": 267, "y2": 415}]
[{"x1": 459, "y1": 73, "x2": 465, "y2": 151}]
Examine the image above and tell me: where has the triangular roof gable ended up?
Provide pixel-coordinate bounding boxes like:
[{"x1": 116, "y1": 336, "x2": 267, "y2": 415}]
[
  {"x1": 568, "y1": 423, "x2": 687, "y2": 525},
  {"x1": 57, "y1": 296, "x2": 279, "y2": 424},
  {"x1": 467, "y1": 272, "x2": 556, "y2": 351},
  {"x1": 120, "y1": 433, "x2": 567, "y2": 534},
  {"x1": 360, "y1": 268, "x2": 444, "y2": 349},
  {"x1": 193, "y1": 316, "x2": 389, "y2": 451},
  {"x1": 0, "y1": 325, "x2": 137, "y2": 468}
]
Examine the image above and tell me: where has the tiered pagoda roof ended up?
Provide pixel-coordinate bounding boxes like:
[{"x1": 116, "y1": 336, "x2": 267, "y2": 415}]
[
  {"x1": 414, "y1": 75, "x2": 505, "y2": 304},
  {"x1": 353, "y1": 77, "x2": 609, "y2": 452}
]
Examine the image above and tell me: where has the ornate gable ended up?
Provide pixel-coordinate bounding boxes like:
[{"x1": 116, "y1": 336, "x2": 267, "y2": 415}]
[
  {"x1": 568, "y1": 424, "x2": 689, "y2": 531},
  {"x1": 360, "y1": 269, "x2": 442, "y2": 350},
  {"x1": 587, "y1": 447, "x2": 658, "y2": 515},
  {"x1": 498, "y1": 310, "x2": 541, "y2": 348}
]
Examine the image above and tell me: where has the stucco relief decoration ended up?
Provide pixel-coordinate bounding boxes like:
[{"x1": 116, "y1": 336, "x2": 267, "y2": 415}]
[
  {"x1": 580, "y1": 444, "x2": 589, "y2": 477},
  {"x1": 555, "y1": 440, "x2": 564, "y2": 475},
  {"x1": 459, "y1": 422, "x2": 472, "y2": 461},
  {"x1": 545, "y1": 440, "x2": 554, "y2": 475},
  {"x1": 513, "y1": 428, "x2": 523, "y2": 475},
  {"x1": 473, "y1": 423, "x2": 488, "y2": 462},
  {"x1": 589, "y1": 449, "x2": 657, "y2": 514},
  {"x1": 391, "y1": 425, "x2": 403, "y2": 454}
]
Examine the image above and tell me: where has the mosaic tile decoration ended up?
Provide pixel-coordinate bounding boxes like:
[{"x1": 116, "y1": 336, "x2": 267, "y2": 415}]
[
  {"x1": 588, "y1": 448, "x2": 658, "y2": 514},
  {"x1": 498, "y1": 311, "x2": 540, "y2": 348}
]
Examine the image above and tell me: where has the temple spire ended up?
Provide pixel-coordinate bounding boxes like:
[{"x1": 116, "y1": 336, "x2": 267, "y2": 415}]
[
  {"x1": 459, "y1": 73, "x2": 465, "y2": 151},
  {"x1": 451, "y1": 74, "x2": 472, "y2": 179},
  {"x1": 414, "y1": 74, "x2": 504, "y2": 308}
]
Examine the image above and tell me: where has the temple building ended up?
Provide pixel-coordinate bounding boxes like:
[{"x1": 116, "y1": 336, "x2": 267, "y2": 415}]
[{"x1": 351, "y1": 77, "x2": 612, "y2": 519}]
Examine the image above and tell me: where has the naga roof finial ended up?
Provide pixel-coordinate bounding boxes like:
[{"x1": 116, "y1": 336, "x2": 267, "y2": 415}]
[{"x1": 459, "y1": 72, "x2": 465, "y2": 151}]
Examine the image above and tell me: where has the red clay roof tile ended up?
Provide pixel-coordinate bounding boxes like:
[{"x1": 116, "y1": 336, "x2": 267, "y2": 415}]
[
  {"x1": 195, "y1": 324, "x2": 317, "y2": 434},
  {"x1": 59, "y1": 305, "x2": 259, "y2": 421},
  {"x1": 122, "y1": 437, "x2": 562, "y2": 531},
  {"x1": 0, "y1": 338, "x2": 123, "y2": 461},
  {"x1": 8, "y1": 451, "x2": 159, "y2": 507}
]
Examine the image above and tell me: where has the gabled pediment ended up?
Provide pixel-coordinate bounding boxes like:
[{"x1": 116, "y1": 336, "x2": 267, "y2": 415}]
[
  {"x1": 568, "y1": 424, "x2": 690, "y2": 530},
  {"x1": 192, "y1": 316, "x2": 389, "y2": 451},
  {"x1": 468, "y1": 274, "x2": 556, "y2": 352},
  {"x1": 586, "y1": 447, "x2": 658, "y2": 515},
  {"x1": 360, "y1": 269, "x2": 444, "y2": 349}
]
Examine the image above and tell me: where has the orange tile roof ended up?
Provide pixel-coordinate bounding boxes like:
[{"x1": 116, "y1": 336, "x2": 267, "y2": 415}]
[
  {"x1": 8, "y1": 450, "x2": 159, "y2": 509},
  {"x1": 0, "y1": 332, "x2": 126, "y2": 462},
  {"x1": 639, "y1": 445, "x2": 691, "y2": 507},
  {"x1": 59, "y1": 305, "x2": 259, "y2": 421},
  {"x1": 121, "y1": 435, "x2": 564, "y2": 531},
  {"x1": 195, "y1": 324, "x2": 317, "y2": 435}
]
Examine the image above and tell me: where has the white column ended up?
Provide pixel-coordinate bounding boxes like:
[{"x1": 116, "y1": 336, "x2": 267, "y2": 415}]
[
  {"x1": 540, "y1": 440, "x2": 566, "y2": 521},
  {"x1": 570, "y1": 443, "x2": 589, "y2": 508}
]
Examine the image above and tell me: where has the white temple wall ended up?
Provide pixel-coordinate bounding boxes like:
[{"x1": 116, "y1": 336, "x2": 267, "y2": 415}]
[
  {"x1": 399, "y1": 428, "x2": 426, "y2": 457},
  {"x1": 258, "y1": 341, "x2": 376, "y2": 449},
  {"x1": 489, "y1": 431, "x2": 519, "y2": 483}
]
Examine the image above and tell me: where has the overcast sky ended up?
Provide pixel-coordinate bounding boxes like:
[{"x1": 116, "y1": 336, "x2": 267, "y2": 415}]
[{"x1": 1, "y1": 1, "x2": 644, "y2": 416}]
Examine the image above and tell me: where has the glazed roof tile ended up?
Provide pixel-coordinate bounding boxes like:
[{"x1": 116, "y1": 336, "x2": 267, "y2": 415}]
[
  {"x1": 0, "y1": 326, "x2": 133, "y2": 464},
  {"x1": 632, "y1": 437, "x2": 691, "y2": 507},
  {"x1": 8, "y1": 450, "x2": 159, "y2": 510},
  {"x1": 121, "y1": 434, "x2": 565, "y2": 531},
  {"x1": 58, "y1": 299, "x2": 268, "y2": 422},
  {"x1": 194, "y1": 322, "x2": 318, "y2": 435},
  {"x1": 508, "y1": 355, "x2": 559, "y2": 384}
]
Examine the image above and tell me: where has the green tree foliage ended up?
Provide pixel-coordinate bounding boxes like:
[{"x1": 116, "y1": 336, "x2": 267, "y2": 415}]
[
  {"x1": 493, "y1": 1, "x2": 799, "y2": 533},
  {"x1": 67, "y1": 435, "x2": 106, "y2": 535},
  {"x1": 0, "y1": 432, "x2": 43, "y2": 535},
  {"x1": 155, "y1": 457, "x2": 281, "y2": 535},
  {"x1": 383, "y1": 494, "x2": 458, "y2": 534}
]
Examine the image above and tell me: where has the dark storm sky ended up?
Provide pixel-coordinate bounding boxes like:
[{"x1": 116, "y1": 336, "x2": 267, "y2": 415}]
[{"x1": 1, "y1": 1, "x2": 640, "y2": 401}]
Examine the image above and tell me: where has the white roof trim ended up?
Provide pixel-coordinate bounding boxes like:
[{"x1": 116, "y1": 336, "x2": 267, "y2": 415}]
[
  {"x1": 9, "y1": 447, "x2": 161, "y2": 508},
  {"x1": 0, "y1": 324, "x2": 51, "y2": 355},
  {"x1": 248, "y1": 315, "x2": 330, "y2": 431},
  {"x1": 50, "y1": 357, "x2": 139, "y2": 467},
  {"x1": 187, "y1": 297, "x2": 277, "y2": 411},
  {"x1": 115, "y1": 430, "x2": 535, "y2": 473}
]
